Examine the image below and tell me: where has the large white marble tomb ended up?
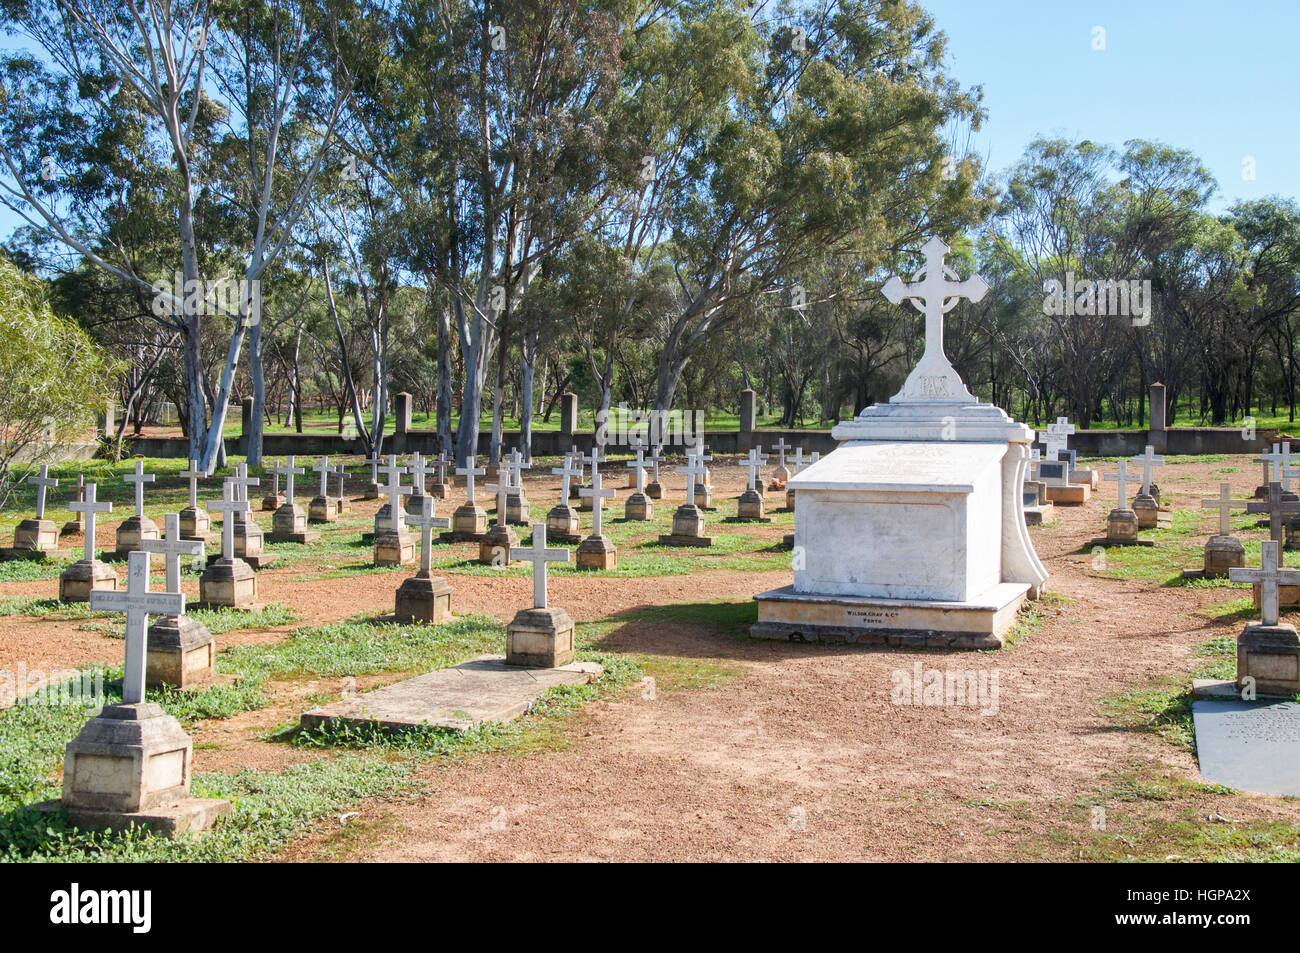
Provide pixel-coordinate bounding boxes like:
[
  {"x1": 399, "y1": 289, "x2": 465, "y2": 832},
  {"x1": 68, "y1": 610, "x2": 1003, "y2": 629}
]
[{"x1": 752, "y1": 237, "x2": 1048, "y2": 648}]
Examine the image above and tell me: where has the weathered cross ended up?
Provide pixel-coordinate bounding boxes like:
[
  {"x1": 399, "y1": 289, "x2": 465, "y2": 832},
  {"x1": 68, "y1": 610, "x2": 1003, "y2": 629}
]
[
  {"x1": 69, "y1": 482, "x2": 112, "y2": 561},
  {"x1": 405, "y1": 496, "x2": 450, "y2": 572},
  {"x1": 1104, "y1": 460, "x2": 1132, "y2": 507},
  {"x1": 647, "y1": 447, "x2": 663, "y2": 483},
  {"x1": 332, "y1": 462, "x2": 348, "y2": 500},
  {"x1": 228, "y1": 464, "x2": 260, "y2": 518},
  {"x1": 434, "y1": 451, "x2": 450, "y2": 485},
  {"x1": 378, "y1": 460, "x2": 411, "y2": 531},
  {"x1": 365, "y1": 450, "x2": 381, "y2": 485},
  {"x1": 1201, "y1": 484, "x2": 1238, "y2": 538},
  {"x1": 180, "y1": 458, "x2": 204, "y2": 509},
  {"x1": 89, "y1": 551, "x2": 185, "y2": 705},
  {"x1": 1131, "y1": 445, "x2": 1164, "y2": 496},
  {"x1": 26, "y1": 464, "x2": 58, "y2": 520},
  {"x1": 408, "y1": 452, "x2": 431, "y2": 498},
  {"x1": 486, "y1": 477, "x2": 511, "y2": 528},
  {"x1": 124, "y1": 459, "x2": 155, "y2": 519},
  {"x1": 313, "y1": 456, "x2": 332, "y2": 498},
  {"x1": 579, "y1": 466, "x2": 614, "y2": 535},
  {"x1": 771, "y1": 437, "x2": 790, "y2": 470},
  {"x1": 626, "y1": 447, "x2": 650, "y2": 494},
  {"x1": 210, "y1": 481, "x2": 248, "y2": 559},
  {"x1": 1256, "y1": 443, "x2": 1285, "y2": 486},
  {"x1": 676, "y1": 455, "x2": 709, "y2": 503},
  {"x1": 505, "y1": 448, "x2": 527, "y2": 490},
  {"x1": 141, "y1": 512, "x2": 204, "y2": 597},
  {"x1": 552, "y1": 455, "x2": 582, "y2": 501},
  {"x1": 880, "y1": 236, "x2": 989, "y2": 402},
  {"x1": 1246, "y1": 481, "x2": 1300, "y2": 545},
  {"x1": 1230, "y1": 540, "x2": 1300, "y2": 628},
  {"x1": 511, "y1": 523, "x2": 569, "y2": 610},
  {"x1": 456, "y1": 457, "x2": 486, "y2": 504},
  {"x1": 273, "y1": 455, "x2": 305, "y2": 503},
  {"x1": 743, "y1": 447, "x2": 769, "y2": 491}
]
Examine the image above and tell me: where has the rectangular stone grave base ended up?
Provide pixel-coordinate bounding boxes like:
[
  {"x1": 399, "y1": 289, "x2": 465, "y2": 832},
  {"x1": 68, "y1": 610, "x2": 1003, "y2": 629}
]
[
  {"x1": 178, "y1": 506, "x2": 210, "y2": 540},
  {"x1": 1191, "y1": 697, "x2": 1300, "y2": 796},
  {"x1": 1044, "y1": 484, "x2": 1089, "y2": 505},
  {"x1": 0, "y1": 545, "x2": 56, "y2": 562},
  {"x1": 308, "y1": 498, "x2": 337, "y2": 523},
  {"x1": 507, "y1": 606, "x2": 575, "y2": 667},
  {"x1": 300, "y1": 654, "x2": 602, "y2": 733},
  {"x1": 35, "y1": 796, "x2": 230, "y2": 838},
  {"x1": 1238, "y1": 623, "x2": 1300, "y2": 697},
  {"x1": 428, "y1": 483, "x2": 449, "y2": 499},
  {"x1": 209, "y1": 551, "x2": 277, "y2": 571},
  {"x1": 199, "y1": 558, "x2": 258, "y2": 607},
  {"x1": 146, "y1": 616, "x2": 216, "y2": 689},
  {"x1": 1088, "y1": 536, "x2": 1156, "y2": 548},
  {"x1": 1070, "y1": 468, "x2": 1100, "y2": 488},
  {"x1": 1023, "y1": 504, "x2": 1051, "y2": 526},
  {"x1": 374, "y1": 531, "x2": 415, "y2": 566},
  {"x1": 269, "y1": 529, "x2": 320, "y2": 544},
  {"x1": 395, "y1": 572, "x2": 453, "y2": 623},
  {"x1": 751, "y1": 582, "x2": 1031, "y2": 649},
  {"x1": 12, "y1": 518, "x2": 57, "y2": 555},
  {"x1": 657, "y1": 533, "x2": 715, "y2": 547},
  {"x1": 1252, "y1": 583, "x2": 1300, "y2": 609},
  {"x1": 58, "y1": 559, "x2": 119, "y2": 602}
]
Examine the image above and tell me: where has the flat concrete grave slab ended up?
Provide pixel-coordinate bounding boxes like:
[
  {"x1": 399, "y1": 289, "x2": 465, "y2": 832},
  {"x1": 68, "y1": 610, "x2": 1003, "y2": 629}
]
[
  {"x1": 1192, "y1": 698, "x2": 1300, "y2": 796},
  {"x1": 300, "y1": 654, "x2": 603, "y2": 734}
]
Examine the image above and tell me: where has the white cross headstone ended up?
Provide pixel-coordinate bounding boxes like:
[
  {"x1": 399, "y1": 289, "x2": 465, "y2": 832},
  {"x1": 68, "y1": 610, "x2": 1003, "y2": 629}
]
[
  {"x1": 880, "y1": 236, "x2": 989, "y2": 402},
  {"x1": 512, "y1": 523, "x2": 569, "y2": 609},
  {"x1": 486, "y1": 478, "x2": 511, "y2": 527},
  {"x1": 210, "y1": 481, "x2": 249, "y2": 559},
  {"x1": 69, "y1": 482, "x2": 112, "y2": 561},
  {"x1": 434, "y1": 451, "x2": 450, "y2": 485},
  {"x1": 772, "y1": 437, "x2": 790, "y2": 470},
  {"x1": 273, "y1": 455, "x2": 305, "y2": 503},
  {"x1": 647, "y1": 447, "x2": 663, "y2": 483},
  {"x1": 1201, "y1": 484, "x2": 1237, "y2": 538},
  {"x1": 378, "y1": 460, "x2": 411, "y2": 531},
  {"x1": 228, "y1": 464, "x2": 260, "y2": 508},
  {"x1": 1042, "y1": 416, "x2": 1075, "y2": 461},
  {"x1": 578, "y1": 466, "x2": 615, "y2": 535},
  {"x1": 89, "y1": 551, "x2": 184, "y2": 704},
  {"x1": 1130, "y1": 445, "x2": 1164, "y2": 497},
  {"x1": 676, "y1": 455, "x2": 708, "y2": 503},
  {"x1": 552, "y1": 456, "x2": 582, "y2": 501},
  {"x1": 456, "y1": 457, "x2": 486, "y2": 504},
  {"x1": 1256, "y1": 444, "x2": 1285, "y2": 485},
  {"x1": 26, "y1": 464, "x2": 58, "y2": 520},
  {"x1": 626, "y1": 448, "x2": 649, "y2": 493},
  {"x1": 123, "y1": 459, "x2": 155, "y2": 519},
  {"x1": 365, "y1": 450, "x2": 381, "y2": 485},
  {"x1": 332, "y1": 462, "x2": 348, "y2": 500},
  {"x1": 1231, "y1": 541, "x2": 1300, "y2": 628},
  {"x1": 405, "y1": 496, "x2": 451, "y2": 572},
  {"x1": 408, "y1": 452, "x2": 431, "y2": 496},
  {"x1": 141, "y1": 512, "x2": 204, "y2": 596},
  {"x1": 1104, "y1": 460, "x2": 1132, "y2": 507},
  {"x1": 505, "y1": 448, "x2": 527, "y2": 489},
  {"x1": 743, "y1": 447, "x2": 769, "y2": 490},
  {"x1": 313, "y1": 456, "x2": 332, "y2": 498},
  {"x1": 180, "y1": 459, "x2": 204, "y2": 509}
]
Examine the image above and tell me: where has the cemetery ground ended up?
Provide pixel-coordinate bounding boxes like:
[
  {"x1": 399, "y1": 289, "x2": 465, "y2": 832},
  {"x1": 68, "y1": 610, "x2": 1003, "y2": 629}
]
[{"x1": 0, "y1": 453, "x2": 1298, "y2": 862}]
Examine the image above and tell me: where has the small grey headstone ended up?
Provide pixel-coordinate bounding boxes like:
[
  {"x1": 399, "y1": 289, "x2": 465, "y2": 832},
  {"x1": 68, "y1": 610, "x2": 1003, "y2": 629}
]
[
  {"x1": 1039, "y1": 461, "x2": 1067, "y2": 486},
  {"x1": 1193, "y1": 698, "x2": 1300, "y2": 796}
]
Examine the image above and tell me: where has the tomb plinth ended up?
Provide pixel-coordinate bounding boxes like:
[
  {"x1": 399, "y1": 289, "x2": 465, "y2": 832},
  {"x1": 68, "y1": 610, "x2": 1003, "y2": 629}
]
[
  {"x1": 1204, "y1": 535, "x2": 1246, "y2": 577},
  {"x1": 1106, "y1": 508, "x2": 1141, "y2": 543},
  {"x1": 308, "y1": 495, "x2": 336, "y2": 523},
  {"x1": 178, "y1": 505, "x2": 210, "y2": 540},
  {"x1": 644, "y1": 480, "x2": 663, "y2": 500},
  {"x1": 506, "y1": 607, "x2": 575, "y2": 668},
  {"x1": 784, "y1": 488, "x2": 796, "y2": 510},
  {"x1": 59, "y1": 558, "x2": 119, "y2": 602},
  {"x1": 447, "y1": 504, "x2": 487, "y2": 541},
  {"x1": 146, "y1": 616, "x2": 216, "y2": 689},
  {"x1": 270, "y1": 503, "x2": 318, "y2": 543},
  {"x1": 261, "y1": 492, "x2": 284, "y2": 511},
  {"x1": 199, "y1": 556, "x2": 257, "y2": 606},
  {"x1": 625, "y1": 492, "x2": 653, "y2": 521},
  {"x1": 752, "y1": 238, "x2": 1046, "y2": 649},
  {"x1": 9, "y1": 518, "x2": 58, "y2": 557},
  {"x1": 395, "y1": 571, "x2": 453, "y2": 623},
  {"x1": 505, "y1": 491, "x2": 530, "y2": 525},
  {"x1": 230, "y1": 520, "x2": 276, "y2": 569},
  {"x1": 735, "y1": 488, "x2": 768, "y2": 522},
  {"x1": 1132, "y1": 492, "x2": 1159, "y2": 529},
  {"x1": 658, "y1": 503, "x2": 715, "y2": 547},
  {"x1": 1287, "y1": 514, "x2": 1300, "y2": 550},
  {"x1": 546, "y1": 504, "x2": 581, "y2": 543},
  {"x1": 1238, "y1": 623, "x2": 1300, "y2": 697},
  {"x1": 114, "y1": 515, "x2": 159, "y2": 557},
  {"x1": 575, "y1": 533, "x2": 616, "y2": 570},
  {"x1": 479, "y1": 522, "x2": 519, "y2": 566},
  {"x1": 428, "y1": 482, "x2": 449, "y2": 499},
  {"x1": 691, "y1": 482, "x2": 714, "y2": 510},
  {"x1": 374, "y1": 527, "x2": 415, "y2": 566},
  {"x1": 43, "y1": 702, "x2": 229, "y2": 837}
]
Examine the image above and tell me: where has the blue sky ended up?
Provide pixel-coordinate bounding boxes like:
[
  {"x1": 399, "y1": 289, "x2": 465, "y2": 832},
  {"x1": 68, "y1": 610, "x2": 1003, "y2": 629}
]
[{"x1": 920, "y1": 0, "x2": 1300, "y2": 210}]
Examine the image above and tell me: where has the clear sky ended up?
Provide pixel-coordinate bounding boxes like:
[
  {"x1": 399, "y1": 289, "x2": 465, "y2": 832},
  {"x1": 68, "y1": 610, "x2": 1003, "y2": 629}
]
[{"x1": 920, "y1": 0, "x2": 1300, "y2": 210}]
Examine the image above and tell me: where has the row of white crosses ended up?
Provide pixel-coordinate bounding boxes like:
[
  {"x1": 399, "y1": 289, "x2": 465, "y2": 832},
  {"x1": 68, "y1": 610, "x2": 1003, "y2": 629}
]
[
  {"x1": 579, "y1": 449, "x2": 614, "y2": 534},
  {"x1": 1256, "y1": 442, "x2": 1300, "y2": 493},
  {"x1": 1104, "y1": 446, "x2": 1165, "y2": 506}
]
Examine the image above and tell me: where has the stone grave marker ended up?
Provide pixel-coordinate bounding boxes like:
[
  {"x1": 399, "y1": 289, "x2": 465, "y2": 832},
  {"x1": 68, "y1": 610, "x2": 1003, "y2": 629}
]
[
  {"x1": 1191, "y1": 698, "x2": 1300, "y2": 797},
  {"x1": 308, "y1": 455, "x2": 337, "y2": 523},
  {"x1": 59, "y1": 482, "x2": 119, "y2": 601},
  {"x1": 405, "y1": 452, "x2": 431, "y2": 516},
  {"x1": 480, "y1": 477, "x2": 520, "y2": 566},
  {"x1": 690, "y1": 443, "x2": 715, "y2": 509},
  {"x1": 624, "y1": 447, "x2": 653, "y2": 520},
  {"x1": 1228, "y1": 540, "x2": 1300, "y2": 694},
  {"x1": 1246, "y1": 481, "x2": 1300, "y2": 550},
  {"x1": 199, "y1": 481, "x2": 258, "y2": 606},
  {"x1": 771, "y1": 437, "x2": 792, "y2": 483},
  {"x1": 504, "y1": 448, "x2": 530, "y2": 525},
  {"x1": 5, "y1": 464, "x2": 59, "y2": 557},
  {"x1": 1191, "y1": 484, "x2": 1245, "y2": 578},
  {"x1": 374, "y1": 460, "x2": 414, "y2": 566},
  {"x1": 448, "y1": 457, "x2": 488, "y2": 541},
  {"x1": 644, "y1": 447, "x2": 664, "y2": 500},
  {"x1": 429, "y1": 451, "x2": 451, "y2": 499},
  {"x1": 115, "y1": 459, "x2": 159, "y2": 557},
  {"x1": 177, "y1": 459, "x2": 210, "y2": 539},
  {"x1": 270, "y1": 455, "x2": 318, "y2": 543},
  {"x1": 658, "y1": 453, "x2": 714, "y2": 547},
  {"x1": 576, "y1": 461, "x2": 616, "y2": 569},
  {"x1": 363, "y1": 450, "x2": 381, "y2": 499},
  {"x1": 546, "y1": 453, "x2": 582, "y2": 543},
  {"x1": 736, "y1": 447, "x2": 770, "y2": 522},
  {"x1": 1089, "y1": 460, "x2": 1149, "y2": 546},
  {"x1": 60, "y1": 474, "x2": 84, "y2": 537},
  {"x1": 39, "y1": 551, "x2": 230, "y2": 836},
  {"x1": 395, "y1": 496, "x2": 453, "y2": 623},
  {"x1": 141, "y1": 513, "x2": 215, "y2": 688},
  {"x1": 1130, "y1": 444, "x2": 1164, "y2": 527},
  {"x1": 506, "y1": 522, "x2": 575, "y2": 666},
  {"x1": 223, "y1": 464, "x2": 275, "y2": 569}
]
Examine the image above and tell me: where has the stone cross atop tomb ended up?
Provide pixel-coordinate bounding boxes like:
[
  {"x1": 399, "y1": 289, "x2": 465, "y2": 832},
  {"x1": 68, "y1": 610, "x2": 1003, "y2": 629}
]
[
  {"x1": 124, "y1": 459, "x2": 155, "y2": 519},
  {"x1": 405, "y1": 497, "x2": 450, "y2": 573},
  {"x1": 141, "y1": 513, "x2": 203, "y2": 595},
  {"x1": 69, "y1": 483, "x2": 111, "y2": 561},
  {"x1": 1201, "y1": 484, "x2": 1237, "y2": 538},
  {"x1": 743, "y1": 447, "x2": 768, "y2": 491},
  {"x1": 511, "y1": 523, "x2": 569, "y2": 610},
  {"x1": 552, "y1": 456, "x2": 582, "y2": 499},
  {"x1": 1231, "y1": 541, "x2": 1300, "y2": 627},
  {"x1": 1131, "y1": 445, "x2": 1164, "y2": 496},
  {"x1": 1104, "y1": 460, "x2": 1132, "y2": 507},
  {"x1": 579, "y1": 467, "x2": 614, "y2": 535},
  {"x1": 457, "y1": 458, "x2": 486, "y2": 503},
  {"x1": 27, "y1": 465, "x2": 58, "y2": 520},
  {"x1": 880, "y1": 236, "x2": 988, "y2": 404},
  {"x1": 274, "y1": 456, "x2": 305, "y2": 502},
  {"x1": 89, "y1": 551, "x2": 184, "y2": 705},
  {"x1": 210, "y1": 481, "x2": 248, "y2": 559},
  {"x1": 180, "y1": 460, "x2": 204, "y2": 508}
]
